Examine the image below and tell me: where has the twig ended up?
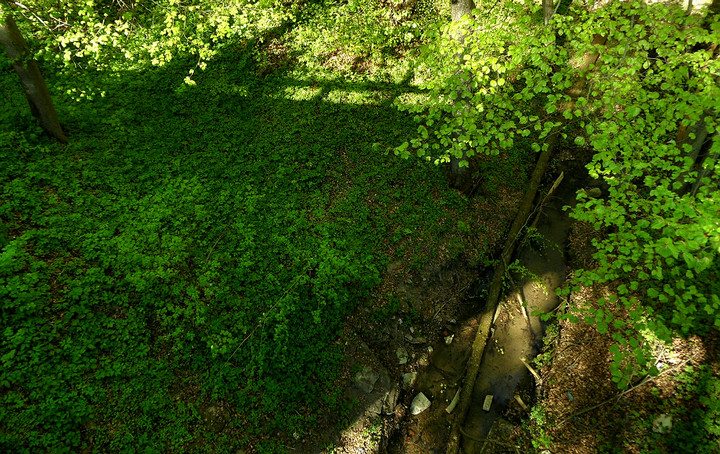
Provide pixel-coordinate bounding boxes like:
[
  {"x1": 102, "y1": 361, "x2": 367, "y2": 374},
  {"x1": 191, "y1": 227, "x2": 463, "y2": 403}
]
[
  {"x1": 446, "y1": 390, "x2": 461, "y2": 413},
  {"x1": 514, "y1": 394, "x2": 530, "y2": 412},
  {"x1": 520, "y1": 356, "x2": 542, "y2": 383},
  {"x1": 204, "y1": 224, "x2": 231, "y2": 263},
  {"x1": 220, "y1": 263, "x2": 312, "y2": 370},
  {"x1": 530, "y1": 171, "x2": 564, "y2": 229},
  {"x1": 556, "y1": 356, "x2": 694, "y2": 427},
  {"x1": 433, "y1": 301, "x2": 448, "y2": 321},
  {"x1": 515, "y1": 292, "x2": 529, "y2": 323}
]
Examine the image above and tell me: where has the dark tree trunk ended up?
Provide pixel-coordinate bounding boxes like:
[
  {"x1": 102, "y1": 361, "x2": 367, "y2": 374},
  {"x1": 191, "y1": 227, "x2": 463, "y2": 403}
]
[{"x1": 0, "y1": 4, "x2": 67, "y2": 143}]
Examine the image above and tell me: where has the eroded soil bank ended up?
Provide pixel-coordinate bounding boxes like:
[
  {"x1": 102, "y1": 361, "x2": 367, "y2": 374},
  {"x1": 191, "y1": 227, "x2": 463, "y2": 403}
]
[{"x1": 297, "y1": 155, "x2": 593, "y2": 453}]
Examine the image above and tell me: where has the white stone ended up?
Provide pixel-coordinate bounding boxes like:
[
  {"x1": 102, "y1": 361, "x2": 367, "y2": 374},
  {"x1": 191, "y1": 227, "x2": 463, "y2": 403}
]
[{"x1": 483, "y1": 395, "x2": 493, "y2": 411}]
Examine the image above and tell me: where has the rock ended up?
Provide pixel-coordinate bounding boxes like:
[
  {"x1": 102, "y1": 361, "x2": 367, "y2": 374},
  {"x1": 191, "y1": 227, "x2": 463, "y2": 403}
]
[
  {"x1": 396, "y1": 347, "x2": 409, "y2": 365},
  {"x1": 354, "y1": 366, "x2": 379, "y2": 393},
  {"x1": 411, "y1": 392, "x2": 431, "y2": 415},
  {"x1": 418, "y1": 353, "x2": 430, "y2": 367},
  {"x1": 365, "y1": 370, "x2": 399, "y2": 416},
  {"x1": 653, "y1": 414, "x2": 673, "y2": 434},
  {"x1": 403, "y1": 372, "x2": 417, "y2": 389}
]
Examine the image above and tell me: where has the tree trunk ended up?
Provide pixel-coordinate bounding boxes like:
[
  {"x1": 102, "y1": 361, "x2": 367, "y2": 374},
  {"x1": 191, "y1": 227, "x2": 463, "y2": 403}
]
[
  {"x1": 543, "y1": 0, "x2": 554, "y2": 25},
  {"x1": 0, "y1": 3, "x2": 67, "y2": 143},
  {"x1": 448, "y1": 0, "x2": 476, "y2": 193},
  {"x1": 451, "y1": 0, "x2": 475, "y2": 22}
]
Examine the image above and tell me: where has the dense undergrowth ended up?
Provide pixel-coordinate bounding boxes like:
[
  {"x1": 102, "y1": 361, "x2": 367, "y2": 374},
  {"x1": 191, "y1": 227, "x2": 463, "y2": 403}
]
[{"x1": 0, "y1": 1, "x2": 487, "y2": 451}]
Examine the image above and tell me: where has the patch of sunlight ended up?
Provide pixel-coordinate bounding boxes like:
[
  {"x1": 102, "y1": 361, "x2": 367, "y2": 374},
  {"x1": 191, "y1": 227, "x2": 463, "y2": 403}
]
[
  {"x1": 394, "y1": 91, "x2": 432, "y2": 110},
  {"x1": 324, "y1": 89, "x2": 382, "y2": 105},
  {"x1": 279, "y1": 85, "x2": 322, "y2": 101},
  {"x1": 334, "y1": 394, "x2": 385, "y2": 452}
]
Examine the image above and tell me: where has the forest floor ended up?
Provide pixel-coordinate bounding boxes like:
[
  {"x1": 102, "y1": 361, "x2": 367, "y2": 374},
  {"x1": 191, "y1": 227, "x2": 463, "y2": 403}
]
[{"x1": 498, "y1": 219, "x2": 720, "y2": 454}]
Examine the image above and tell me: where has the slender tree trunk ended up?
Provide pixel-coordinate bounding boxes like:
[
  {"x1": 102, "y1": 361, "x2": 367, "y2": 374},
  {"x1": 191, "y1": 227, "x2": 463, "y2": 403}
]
[
  {"x1": 691, "y1": 132, "x2": 719, "y2": 196},
  {"x1": 451, "y1": 0, "x2": 475, "y2": 21},
  {"x1": 0, "y1": 3, "x2": 67, "y2": 143},
  {"x1": 448, "y1": 0, "x2": 476, "y2": 193},
  {"x1": 543, "y1": 0, "x2": 554, "y2": 25}
]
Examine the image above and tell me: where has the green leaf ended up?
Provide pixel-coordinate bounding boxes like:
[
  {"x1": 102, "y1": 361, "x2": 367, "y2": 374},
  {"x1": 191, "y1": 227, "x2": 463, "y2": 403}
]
[{"x1": 627, "y1": 106, "x2": 641, "y2": 117}]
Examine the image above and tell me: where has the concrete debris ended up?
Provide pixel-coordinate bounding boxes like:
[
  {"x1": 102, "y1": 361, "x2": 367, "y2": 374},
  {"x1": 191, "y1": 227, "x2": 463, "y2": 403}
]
[
  {"x1": 397, "y1": 347, "x2": 409, "y2": 365},
  {"x1": 483, "y1": 395, "x2": 493, "y2": 411},
  {"x1": 411, "y1": 392, "x2": 431, "y2": 415}
]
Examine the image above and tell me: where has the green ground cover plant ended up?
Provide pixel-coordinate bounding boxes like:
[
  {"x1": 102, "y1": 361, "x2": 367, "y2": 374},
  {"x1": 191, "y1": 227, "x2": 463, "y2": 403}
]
[{"x1": 0, "y1": 1, "x2": 470, "y2": 451}]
